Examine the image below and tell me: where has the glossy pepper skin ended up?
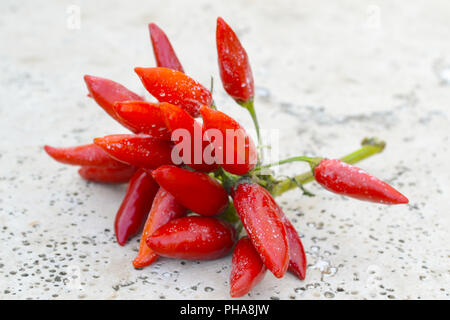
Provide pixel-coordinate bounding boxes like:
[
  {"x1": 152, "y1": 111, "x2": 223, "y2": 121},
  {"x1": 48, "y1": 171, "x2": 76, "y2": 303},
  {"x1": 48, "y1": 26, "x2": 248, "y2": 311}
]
[
  {"x1": 134, "y1": 67, "x2": 212, "y2": 118},
  {"x1": 230, "y1": 236, "x2": 266, "y2": 298},
  {"x1": 146, "y1": 216, "x2": 236, "y2": 260},
  {"x1": 232, "y1": 182, "x2": 289, "y2": 278},
  {"x1": 152, "y1": 165, "x2": 229, "y2": 216},
  {"x1": 160, "y1": 102, "x2": 218, "y2": 172},
  {"x1": 133, "y1": 187, "x2": 187, "y2": 268},
  {"x1": 114, "y1": 169, "x2": 159, "y2": 246},
  {"x1": 44, "y1": 144, "x2": 127, "y2": 168},
  {"x1": 216, "y1": 17, "x2": 254, "y2": 103},
  {"x1": 113, "y1": 101, "x2": 171, "y2": 140},
  {"x1": 279, "y1": 214, "x2": 307, "y2": 280},
  {"x1": 314, "y1": 159, "x2": 409, "y2": 204},
  {"x1": 149, "y1": 23, "x2": 184, "y2": 73},
  {"x1": 94, "y1": 134, "x2": 174, "y2": 169},
  {"x1": 84, "y1": 75, "x2": 144, "y2": 131},
  {"x1": 200, "y1": 106, "x2": 257, "y2": 175},
  {"x1": 78, "y1": 166, "x2": 138, "y2": 184}
]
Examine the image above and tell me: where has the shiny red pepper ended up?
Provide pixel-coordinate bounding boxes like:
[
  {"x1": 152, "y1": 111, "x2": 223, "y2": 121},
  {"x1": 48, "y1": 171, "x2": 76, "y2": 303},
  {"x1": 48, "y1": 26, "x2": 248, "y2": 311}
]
[
  {"x1": 133, "y1": 188, "x2": 187, "y2": 268},
  {"x1": 160, "y1": 102, "x2": 218, "y2": 172},
  {"x1": 230, "y1": 236, "x2": 266, "y2": 298},
  {"x1": 200, "y1": 106, "x2": 257, "y2": 175},
  {"x1": 114, "y1": 169, "x2": 159, "y2": 245},
  {"x1": 134, "y1": 67, "x2": 212, "y2": 118},
  {"x1": 152, "y1": 165, "x2": 229, "y2": 216},
  {"x1": 279, "y1": 214, "x2": 307, "y2": 280},
  {"x1": 78, "y1": 166, "x2": 138, "y2": 184},
  {"x1": 113, "y1": 101, "x2": 171, "y2": 140},
  {"x1": 93, "y1": 134, "x2": 174, "y2": 169},
  {"x1": 314, "y1": 159, "x2": 409, "y2": 204},
  {"x1": 84, "y1": 75, "x2": 144, "y2": 131},
  {"x1": 44, "y1": 143, "x2": 127, "y2": 168},
  {"x1": 216, "y1": 17, "x2": 254, "y2": 104},
  {"x1": 146, "y1": 216, "x2": 236, "y2": 260},
  {"x1": 149, "y1": 23, "x2": 184, "y2": 73},
  {"x1": 232, "y1": 182, "x2": 289, "y2": 278}
]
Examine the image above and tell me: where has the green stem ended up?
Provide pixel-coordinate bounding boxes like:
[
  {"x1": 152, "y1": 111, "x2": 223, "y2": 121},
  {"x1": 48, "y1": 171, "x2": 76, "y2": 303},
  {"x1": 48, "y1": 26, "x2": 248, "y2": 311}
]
[
  {"x1": 240, "y1": 100, "x2": 261, "y2": 146},
  {"x1": 254, "y1": 156, "x2": 322, "y2": 172},
  {"x1": 270, "y1": 137, "x2": 386, "y2": 196}
]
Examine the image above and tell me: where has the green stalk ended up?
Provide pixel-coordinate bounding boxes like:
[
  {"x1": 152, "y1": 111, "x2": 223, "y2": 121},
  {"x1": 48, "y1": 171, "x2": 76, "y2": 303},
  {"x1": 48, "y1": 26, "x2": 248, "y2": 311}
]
[
  {"x1": 269, "y1": 137, "x2": 386, "y2": 196},
  {"x1": 239, "y1": 100, "x2": 261, "y2": 146}
]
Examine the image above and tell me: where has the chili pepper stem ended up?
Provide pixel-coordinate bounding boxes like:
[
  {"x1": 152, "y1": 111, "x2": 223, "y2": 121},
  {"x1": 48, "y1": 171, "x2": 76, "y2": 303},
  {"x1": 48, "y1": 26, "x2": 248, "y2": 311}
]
[
  {"x1": 269, "y1": 137, "x2": 386, "y2": 196},
  {"x1": 239, "y1": 100, "x2": 262, "y2": 147},
  {"x1": 253, "y1": 156, "x2": 323, "y2": 172}
]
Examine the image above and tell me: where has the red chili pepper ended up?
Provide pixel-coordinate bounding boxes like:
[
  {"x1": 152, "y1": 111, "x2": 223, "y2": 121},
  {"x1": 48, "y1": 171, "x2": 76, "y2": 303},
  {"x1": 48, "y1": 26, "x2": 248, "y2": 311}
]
[
  {"x1": 78, "y1": 166, "x2": 138, "y2": 184},
  {"x1": 44, "y1": 144, "x2": 127, "y2": 168},
  {"x1": 232, "y1": 182, "x2": 289, "y2": 278},
  {"x1": 279, "y1": 214, "x2": 307, "y2": 280},
  {"x1": 93, "y1": 134, "x2": 174, "y2": 169},
  {"x1": 314, "y1": 159, "x2": 409, "y2": 204},
  {"x1": 84, "y1": 75, "x2": 144, "y2": 132},
  {"x1": 149, "y1": 23, "x2": 184, "y2": 73},
  {"x1": 152, "y1": 165, "x2": 229, "y2": 216},
  {"x1": 216, "y1": 17, "x2": 254, "y2": 104},
  {"x1": 113, "y1": 101, "x2": 171, "y2": 140},
  {"x1": 146, "y1": 216, "x2": 236, "y2": 260},
  {"x1": 230, "y1": 236, "x2": 266, "y2": 298},
  {"x1": 200, "y1": 106, "x2": 257, "y2": 175},
  {"x1": 114, "y1": 169, "x2": 159, "y2": 246},
  {"x1": 133, "y1": 188, "x2": 187, "y2": 268},
  {"x1": 134, "y1": 67, "x2": 212, "y2": 118},
  {"x1": 160, "y1": 102, "x2": 218, "y2": 172}
]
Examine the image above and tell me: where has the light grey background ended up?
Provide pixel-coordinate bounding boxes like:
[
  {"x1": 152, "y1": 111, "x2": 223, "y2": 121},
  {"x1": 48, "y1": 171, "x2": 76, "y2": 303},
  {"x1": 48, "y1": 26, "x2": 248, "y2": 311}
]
[{"x1": 0, "y1": 0, "x2": 449, "y2": 299}]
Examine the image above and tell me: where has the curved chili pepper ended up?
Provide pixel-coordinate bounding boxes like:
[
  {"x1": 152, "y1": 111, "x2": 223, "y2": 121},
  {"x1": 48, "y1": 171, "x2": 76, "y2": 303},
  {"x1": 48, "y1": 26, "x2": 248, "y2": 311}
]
[
  {"x1": 149, "y1": 23, "x2": 184, "y2": 73},
  {"x1": 146, "y1": 216, "x2": 236, "y2": 260},
  {"x1": 93, "y1": 134, "x2": 174, "y2": 169},
  {"x1": 232, "y1": 182, "x2": 289, "y2": 278},
  {"x1": 133, "y1": 187, "x2": 187, "y2": 268},
  {"x1": 314, "y1": 159, "x2": 409, "y2": 204},
  {"x1": 78, "y1": 166, "x2": 138, "y2": 184},
  {"x1": 44, "y1": 144, "x2": 127, "y2": 168},
  {"x1": 200, "y1": 106, "x2": 257, "y2": 175},
  {"x1": 160, "y1": 102, "x2": 218, "y2": 172},
  {"x1": 152, "y1": 165, "x2": 229, "y2": 216},
  {"x1": 216, "y1": 17, "x2": 254, "y2": 103},
  {"x1": 279, "y1": 214, "x2": 307, "y2": 280},
  {"x1": 134, "y1": 67, "x2": 212, "y2": 117},
  {"x1": 113, "y1": 101, "x2": 171, "y2": 140},
  {"x1": 115, "y1": 169, "x2": 159, "y2": 246},
  {"x1": 230, "y1": 236, "x2": 266, "y2": 298},
  {"x1": 84, "y1": 75, "x2": 144, "y2": 131}
]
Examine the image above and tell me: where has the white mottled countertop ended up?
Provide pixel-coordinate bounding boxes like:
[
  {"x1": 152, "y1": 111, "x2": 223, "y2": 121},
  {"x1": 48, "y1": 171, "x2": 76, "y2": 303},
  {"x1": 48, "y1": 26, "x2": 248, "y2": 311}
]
[{"x1": 0, "y1": 0, "x2": 449, "y2": 299}]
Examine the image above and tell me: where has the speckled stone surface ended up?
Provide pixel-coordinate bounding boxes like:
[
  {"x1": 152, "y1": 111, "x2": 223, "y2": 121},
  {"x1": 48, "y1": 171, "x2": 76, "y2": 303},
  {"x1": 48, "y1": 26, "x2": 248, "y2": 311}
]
[{"x1": 0, "y1": 0, "x2": 449, "y2": 300}]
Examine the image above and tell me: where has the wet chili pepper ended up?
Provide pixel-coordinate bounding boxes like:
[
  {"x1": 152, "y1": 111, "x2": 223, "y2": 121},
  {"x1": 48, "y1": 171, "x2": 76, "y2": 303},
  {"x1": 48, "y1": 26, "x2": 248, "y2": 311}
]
[
  {"x1": 146, "y1": 216, "x2": 236, "y2": 260},
  {"x1": 200, "y1": 106, "x2": 257, "y2": 175},
  {"x1": 113, "y1": 101, "x2": 171, "y2": 140},
  {"x1": 149, "y1": 23, "x2": 184, "y2": 73},
  {"x1": 133, "y1": 187, "x2": 187, "y2": 268},
  {"x1": 134, "y1": 67, "x2": 212, "y2": 117},
  {"x1": 216, "y1": 17, "x2": 254, "y2": 104},
  {"x1": 152, "y1": 165, "x2": 229, "y2": 216},
  {"x1": 84, "y1": 75, "x2": 144, "y2": 131},
  {"x1": 314, "y1": 159, "x2": 409, "y2": 204},
  {"x1": 78, "y1": 166, "x2": 138, "y2": 184},
  {"x1": 114, "y1": 169, "x2": 159, "y2": 246},
  {"x1": 279, "y1": 214, "x2": 307, "y2": 280},
  {"x1": 232, "y1": 182, "x2": 289, "y2": 278},
  {"x1": 93, "y1": 134, "x2": 174, "y2": 169},
  {"x1": 44, "y1": 143, "x2": 127, "y2": 168},
  {"x1": 230, "y1": 236, "x2": 266, "y2": 298},
  {"x1": 160, "y1": 102, "x2": 218, "y2": 172}
]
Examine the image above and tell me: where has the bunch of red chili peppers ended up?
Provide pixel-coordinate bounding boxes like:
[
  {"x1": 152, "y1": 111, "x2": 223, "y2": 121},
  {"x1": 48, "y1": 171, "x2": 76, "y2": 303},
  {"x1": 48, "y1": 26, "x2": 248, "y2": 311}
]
[{"x1": 44, "y1": 18, "x2": 408, "y2": 297}]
